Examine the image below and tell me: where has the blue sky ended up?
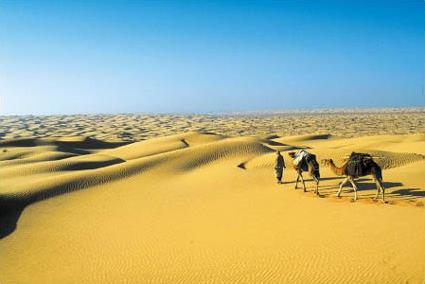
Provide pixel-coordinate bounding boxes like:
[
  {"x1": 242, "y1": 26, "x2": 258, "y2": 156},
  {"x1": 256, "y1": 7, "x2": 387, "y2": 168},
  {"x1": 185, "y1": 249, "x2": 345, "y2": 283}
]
[{"x1": 0, "y1": 0, "x2": 424, "y2": 115}]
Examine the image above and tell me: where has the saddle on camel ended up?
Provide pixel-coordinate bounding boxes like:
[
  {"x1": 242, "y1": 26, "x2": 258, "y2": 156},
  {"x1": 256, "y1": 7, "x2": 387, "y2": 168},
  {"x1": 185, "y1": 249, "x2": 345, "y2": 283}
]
[{"x1": 345, "y1": 152, "x2": 374, "y2": 178}]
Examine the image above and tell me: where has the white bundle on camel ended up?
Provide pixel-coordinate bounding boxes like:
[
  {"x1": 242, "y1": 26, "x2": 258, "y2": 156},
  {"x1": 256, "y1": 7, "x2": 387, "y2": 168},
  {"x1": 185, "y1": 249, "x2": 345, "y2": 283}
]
[
  {"x1": 293, "y1": 150, "x2": 309, "y2": 167},
  {"x1": 288, "y1": 150, "x2": 321, "y2": 195}
]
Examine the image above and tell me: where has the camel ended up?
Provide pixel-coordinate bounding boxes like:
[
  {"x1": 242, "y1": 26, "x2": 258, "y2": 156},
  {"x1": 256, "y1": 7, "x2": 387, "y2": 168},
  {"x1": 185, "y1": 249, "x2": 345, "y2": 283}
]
[
  {"x1": 322, "y1": 152, "x2": 385, "y2": 202},
  {"x1": 288, "y1": 151, "x2": 320, "y2": 195}
]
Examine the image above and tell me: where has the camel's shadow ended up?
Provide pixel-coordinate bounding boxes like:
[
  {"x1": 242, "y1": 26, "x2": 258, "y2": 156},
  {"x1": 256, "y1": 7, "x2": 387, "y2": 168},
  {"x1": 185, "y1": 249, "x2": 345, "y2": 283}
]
[
  {"x1": 318, "y1": 178, "x2": 424, "y2": 201},
  {"x1": 354, "y1": 180, "x2": 403, "y2": 191},
  {"x1": 391, "y1": 188, "x2": 425, "y2": 197},
  {"x1": 296, "y1": 176, "x2": 424, "y2": 202}
]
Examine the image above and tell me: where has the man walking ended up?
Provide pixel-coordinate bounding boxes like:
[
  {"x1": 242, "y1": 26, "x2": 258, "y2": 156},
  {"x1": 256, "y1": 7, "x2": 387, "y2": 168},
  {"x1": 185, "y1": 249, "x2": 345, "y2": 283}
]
[{"x1": 275, "y1": 150, "x2": 285, "y2": 184}]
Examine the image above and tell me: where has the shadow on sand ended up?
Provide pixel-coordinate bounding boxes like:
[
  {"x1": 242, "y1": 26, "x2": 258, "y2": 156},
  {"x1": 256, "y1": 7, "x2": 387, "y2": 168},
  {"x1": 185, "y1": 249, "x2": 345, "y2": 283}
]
[
  {"x1": 0, "y1": 172, "x2": 121, "y2": 239},
  {"x1": 0, "y1": 137, "x2": 132, "y2": 239},
  {"x1": 0, "y1": 197, "x2": 25, "y2": 239},
  {"x1": 0, "y1": 157, "x2": 127, "y2": 239},
  {"x1": 1, "y1": 175, "x2": 423, "y2": 239},
  {"x1": 288, "y1": 176, "x2": 424, "y2": 203}
]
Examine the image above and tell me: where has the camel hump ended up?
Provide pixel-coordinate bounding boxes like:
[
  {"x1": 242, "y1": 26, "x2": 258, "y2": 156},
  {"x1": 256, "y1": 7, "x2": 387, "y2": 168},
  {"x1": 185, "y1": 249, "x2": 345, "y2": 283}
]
[{"x1": 349, "y1": 152, "x2": 372, "y2": 162}]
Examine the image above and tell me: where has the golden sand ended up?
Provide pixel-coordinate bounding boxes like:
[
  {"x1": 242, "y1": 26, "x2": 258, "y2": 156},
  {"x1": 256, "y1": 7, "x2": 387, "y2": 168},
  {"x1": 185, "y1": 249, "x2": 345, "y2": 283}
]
[
  {"x1": 1, "y1": 108, "x2": 423, "y2": 141},
  {"x1": 0, "y1": 111, "x2": 424, "y2": 283}
]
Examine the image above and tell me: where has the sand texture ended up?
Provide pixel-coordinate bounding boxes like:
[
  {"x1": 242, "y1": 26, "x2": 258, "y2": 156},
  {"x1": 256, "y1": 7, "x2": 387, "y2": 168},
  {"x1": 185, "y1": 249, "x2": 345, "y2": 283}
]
[
  {"x1": 1, "y1": 108, "x2": 424, "y2": 141},
  {"x1": 0, "y1": 112, "x2": 424, "y2": 283}
]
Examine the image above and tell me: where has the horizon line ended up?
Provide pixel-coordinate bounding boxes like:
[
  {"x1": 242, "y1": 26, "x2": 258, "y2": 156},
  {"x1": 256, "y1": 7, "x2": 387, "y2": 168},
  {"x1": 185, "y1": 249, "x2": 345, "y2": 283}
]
[{"x1": 1, "y1": 106, "x2": 425, "y2": 117}]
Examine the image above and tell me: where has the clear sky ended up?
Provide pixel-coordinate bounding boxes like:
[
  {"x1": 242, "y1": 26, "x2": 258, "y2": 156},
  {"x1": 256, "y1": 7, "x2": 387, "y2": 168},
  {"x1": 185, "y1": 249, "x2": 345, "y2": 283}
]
[{"x1": 0, "y1": 0, "x2": 424, "y2": 115}]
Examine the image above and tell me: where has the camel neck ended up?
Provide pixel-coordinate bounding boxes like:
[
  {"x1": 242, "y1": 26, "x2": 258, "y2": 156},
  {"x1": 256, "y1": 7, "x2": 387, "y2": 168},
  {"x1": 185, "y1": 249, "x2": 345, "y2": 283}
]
[{"x1": 329, "y1": 160, "x2": 344, "y2": 176}]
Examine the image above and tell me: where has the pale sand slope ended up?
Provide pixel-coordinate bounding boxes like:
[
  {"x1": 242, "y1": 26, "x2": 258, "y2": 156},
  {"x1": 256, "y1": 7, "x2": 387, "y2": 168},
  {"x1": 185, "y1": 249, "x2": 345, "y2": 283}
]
[{"x1": 0, "y1": 132, "x2": 424, "y2": 283}]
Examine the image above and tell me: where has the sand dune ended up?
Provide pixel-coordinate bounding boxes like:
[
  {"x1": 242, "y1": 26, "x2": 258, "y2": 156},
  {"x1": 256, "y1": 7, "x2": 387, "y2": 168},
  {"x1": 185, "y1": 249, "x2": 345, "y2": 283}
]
[
  {"x1": 0, "y1": 128, "x2": 424, "y2": 283},
  {"x1": 1, "y1": 108, "x2": 424, "y2": 141}
]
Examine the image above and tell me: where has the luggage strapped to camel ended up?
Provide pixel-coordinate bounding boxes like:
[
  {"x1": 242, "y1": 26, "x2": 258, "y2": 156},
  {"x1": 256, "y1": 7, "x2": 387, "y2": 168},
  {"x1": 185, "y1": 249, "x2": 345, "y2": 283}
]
[
  {"x1": 346, "y1": 152, "x2": 373, "y2": 178},
  {"x1": 293, "y1": 150, "x2": 308, "y2": 166},
  {"x1": 293, "y1": 150, "x2": 315, "y2": 172}
]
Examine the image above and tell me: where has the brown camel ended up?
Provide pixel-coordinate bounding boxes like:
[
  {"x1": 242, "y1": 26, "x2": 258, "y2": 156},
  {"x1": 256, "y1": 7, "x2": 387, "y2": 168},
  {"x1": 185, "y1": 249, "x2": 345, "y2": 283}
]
[
  {"x1": 322, "y1": 153, "x2": 385, "y2": 202},
  {"x1": 288, "y1": 151, "x2": 320, "y2": 195}
]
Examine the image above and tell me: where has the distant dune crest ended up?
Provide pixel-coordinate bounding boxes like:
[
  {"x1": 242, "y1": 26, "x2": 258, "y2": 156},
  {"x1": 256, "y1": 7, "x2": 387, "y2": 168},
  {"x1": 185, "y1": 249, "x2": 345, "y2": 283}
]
[{"x1": 0, "y1": 108, "x2": 424, "y2": 142}]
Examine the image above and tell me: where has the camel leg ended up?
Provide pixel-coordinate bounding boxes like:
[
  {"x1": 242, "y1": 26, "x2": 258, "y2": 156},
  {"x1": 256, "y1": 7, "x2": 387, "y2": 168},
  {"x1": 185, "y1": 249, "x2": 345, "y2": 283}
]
[
  {"x1": 373, "y1": 179, "x2": 381, "y2": 200},
  {"x1": 300, "y1": 173, "x2": 307, "y2": 192},
  {"x1": 295, "y1": 174, "x2": 300, "y2": 189},
  {"x1": 313, "y1": 176, "x2": 319, "y2": 195},
  {"x1": 378, "y1": 179, "x2": 386, "y2": 202},
  {"x1": 337, "y1": 177, "x2": 349, "y2": 198},
  {"x1": 348, "y1": 178, "x2": 358, "y2": 201}
]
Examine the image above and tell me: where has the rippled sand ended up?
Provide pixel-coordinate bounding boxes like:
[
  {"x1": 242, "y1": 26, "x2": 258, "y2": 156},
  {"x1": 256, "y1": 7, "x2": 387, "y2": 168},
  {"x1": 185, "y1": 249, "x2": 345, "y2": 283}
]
[
  {"x1": 0, "y1": 109, "x2": 424, "y2": 283},
  {"x1": 1, "y1": 108, "x2": 424, "y2": 141}
]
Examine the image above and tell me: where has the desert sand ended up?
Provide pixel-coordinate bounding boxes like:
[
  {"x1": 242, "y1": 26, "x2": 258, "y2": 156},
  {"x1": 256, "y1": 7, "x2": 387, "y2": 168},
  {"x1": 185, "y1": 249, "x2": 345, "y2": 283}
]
[
  {"x1": 0, "y1": 109, "x2": 424, "y2": 283},
  {"x1": 1, "y1": 108, "x2": 424, "y2": 141}
]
